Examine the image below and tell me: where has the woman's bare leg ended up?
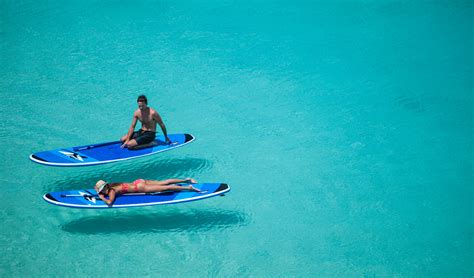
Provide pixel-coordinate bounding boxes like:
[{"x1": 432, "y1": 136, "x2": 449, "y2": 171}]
[
  {"x1": 144, "y1": 184, "x2": 201, "y2": 193},
  {"x1": 162, "y1": 179, "x2": 186, "y2": 185},
  {"x1": 144, "y1": 180, "x2": 167, "y2": 186},
  {"x1": 146, "y1": 178, "x2": 197, "y2": 186}
]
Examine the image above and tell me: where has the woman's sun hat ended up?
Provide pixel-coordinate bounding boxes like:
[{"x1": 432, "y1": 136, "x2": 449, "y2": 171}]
[{"x1": 95, "y1": 180, "x2": 108, "y2": 193}]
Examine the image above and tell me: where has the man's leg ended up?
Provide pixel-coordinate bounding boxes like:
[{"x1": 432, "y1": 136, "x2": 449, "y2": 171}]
[
  {"x1": 121, "y1": 130, "x2": 139, "y2": 143},
  {"x1": 128, "y1": 131, "x2": 156, "y2": 150},
  {"x1": 125, "y1": 139, "x2": 139, "y2": 148},
  {"x1": 128, "y1": 141, "x2": 158, "y2": 150}
]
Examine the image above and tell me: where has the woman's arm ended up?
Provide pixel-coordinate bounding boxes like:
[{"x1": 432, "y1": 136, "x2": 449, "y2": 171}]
[
  {"x1": 97, "y1": 190, "x2": 116, "y2": 206},
  {"x1": 97, "y1": 193, "x2": 111, "y2": 205},
  {"x1": 107, "y1": 189, "x2": 116, "y2": 205}
]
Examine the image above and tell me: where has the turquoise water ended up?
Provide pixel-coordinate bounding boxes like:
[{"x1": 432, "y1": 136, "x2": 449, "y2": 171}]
[{"x1": 0, "y1": 0, "x2": 472, "y2": 276}]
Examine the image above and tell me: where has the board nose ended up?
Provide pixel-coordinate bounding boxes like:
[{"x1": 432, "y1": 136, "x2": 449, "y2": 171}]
[
  {"x1": 217, "y1": 183, "x2": 230, "y2": 192},
  {"x1": 44, "y1": 193, "x2": 58, "y2": 202},
  {"x1": 184, "y1": 134, "x2": 194, "y2": 143}
]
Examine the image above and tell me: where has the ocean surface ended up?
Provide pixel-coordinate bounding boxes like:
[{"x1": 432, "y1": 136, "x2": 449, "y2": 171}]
[{"x1": 0, "y1": 0, "x2": 472, "y2": 276}]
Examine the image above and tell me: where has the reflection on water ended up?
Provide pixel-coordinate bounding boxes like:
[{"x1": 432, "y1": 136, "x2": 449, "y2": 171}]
[
  {"x1": 44, "y1": 157, "x2": 212, "y2": 192},
  {"x1": 61, "y1": 209, "x2": 248, "y2": 235}
]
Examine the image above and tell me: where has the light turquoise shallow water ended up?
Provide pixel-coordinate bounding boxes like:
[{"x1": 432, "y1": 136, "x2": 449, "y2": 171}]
[{"x1": 0, "y1": 0, "x2": 472, "y2": 276}]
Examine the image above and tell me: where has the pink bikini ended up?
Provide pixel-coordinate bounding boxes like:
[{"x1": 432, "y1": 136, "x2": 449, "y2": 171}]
[
  {"x1": 133, "y1": 179, "x2": 145, "y2": 191},
  {"x1": 120, "y1": 179, "x2": 145, "y2": 193}
]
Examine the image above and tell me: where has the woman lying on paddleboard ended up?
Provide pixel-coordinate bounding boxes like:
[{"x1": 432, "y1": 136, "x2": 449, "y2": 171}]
[{"x1": 94, "y1": 178, "x2": 201, "y2": 205}]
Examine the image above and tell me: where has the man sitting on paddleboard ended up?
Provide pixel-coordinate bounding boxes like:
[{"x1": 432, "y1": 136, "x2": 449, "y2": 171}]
[
  {"x1": 95, "y1": 178, "x2": 201, "y2": 206},
  {"x1": 120, "y1": 95, "x2": 171, "y2": 149}
]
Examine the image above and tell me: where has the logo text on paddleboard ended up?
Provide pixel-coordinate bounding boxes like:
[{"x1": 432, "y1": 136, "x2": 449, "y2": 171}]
[
  {"x1": 59, "y1": 151, "x2": 87, "y2": 161},
  {"x1": 79, "y1": 192, "x2": 96, "y2": 203}
]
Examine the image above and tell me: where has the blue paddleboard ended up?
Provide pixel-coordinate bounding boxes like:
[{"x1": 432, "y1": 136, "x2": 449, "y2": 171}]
[
  {"x1": 43, "y1": 183, "x2": 230, "y2": 209},
  {"x1": 30, "y1": 133, "x2": 194, "y2": 167}
]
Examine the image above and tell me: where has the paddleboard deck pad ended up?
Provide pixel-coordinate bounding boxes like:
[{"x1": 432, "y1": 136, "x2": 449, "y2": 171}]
[
  {"x1": 43, "y1": 183, "x2": 230, "y2": 208},
  {"x1": 30, "y1": 133, "x2": 194, "y2": 167}
]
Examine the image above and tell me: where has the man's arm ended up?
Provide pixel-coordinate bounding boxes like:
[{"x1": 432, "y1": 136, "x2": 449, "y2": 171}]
[
  {"x1": 121, "y1": 112, "x2": 139, "y2": 148},
  {"x1": 153, "y1": 111, "x2": 171, "y2": 143}
]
